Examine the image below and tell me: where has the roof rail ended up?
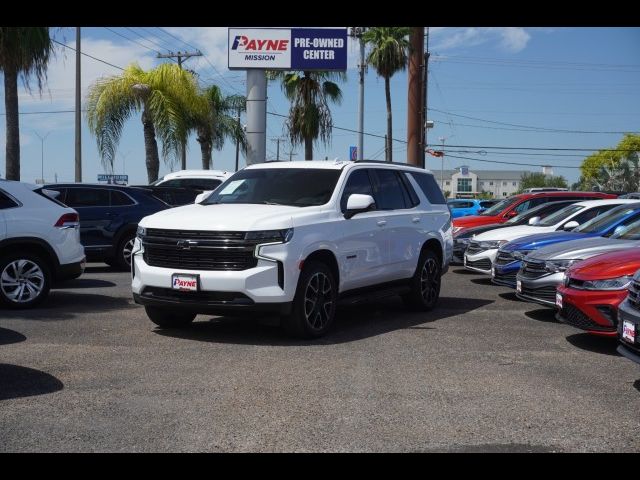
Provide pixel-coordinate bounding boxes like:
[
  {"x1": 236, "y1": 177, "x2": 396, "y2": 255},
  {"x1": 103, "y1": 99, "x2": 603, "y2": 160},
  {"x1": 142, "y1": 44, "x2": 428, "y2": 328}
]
[{"x1": 352, "y1": 160, "x2": 424, "y2": 169}]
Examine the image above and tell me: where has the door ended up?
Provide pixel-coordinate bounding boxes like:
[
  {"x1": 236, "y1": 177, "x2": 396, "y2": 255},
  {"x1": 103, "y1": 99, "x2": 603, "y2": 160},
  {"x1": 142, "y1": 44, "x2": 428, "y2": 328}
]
[
  {"x1": 63, "y1": 187, "x2": 112, "y2": 251},
  {"x1": 335, "y1": 168, "x2": 389, "y2": 291}
]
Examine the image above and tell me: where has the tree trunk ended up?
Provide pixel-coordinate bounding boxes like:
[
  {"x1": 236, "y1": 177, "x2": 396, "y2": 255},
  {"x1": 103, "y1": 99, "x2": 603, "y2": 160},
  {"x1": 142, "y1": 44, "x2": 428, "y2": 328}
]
[
  {"x1": 304, "y1": 136, "x2": 313, "y2": 160},
  {"x1": 4, "y1": 66, "x2": 20, "y2": 180},
  {"x1": 142, "y1": 107, "x2": 160, "y2": 183},
  {"x1": 384, "y1": 76, "x2": 392, "y2": 163},
  {"x1": 197, "y1": 130, "x2": 212, "y2": 169}
]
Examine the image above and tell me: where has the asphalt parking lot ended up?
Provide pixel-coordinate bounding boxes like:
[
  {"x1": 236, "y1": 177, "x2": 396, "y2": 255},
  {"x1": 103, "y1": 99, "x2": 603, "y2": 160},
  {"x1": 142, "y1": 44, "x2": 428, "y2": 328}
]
[{"x1": 1, "y1": 264, "x2": 639, "y2": 452}]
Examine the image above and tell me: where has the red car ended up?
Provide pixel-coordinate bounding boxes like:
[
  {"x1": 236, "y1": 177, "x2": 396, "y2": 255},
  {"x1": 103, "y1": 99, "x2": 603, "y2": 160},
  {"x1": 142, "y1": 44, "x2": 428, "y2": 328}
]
[
  {"x1": 452, "y1": 191, "x2": 617, "y2": 235},
  {"x1": 555, "y1": 248, "x2": 640, "y2": 337}
]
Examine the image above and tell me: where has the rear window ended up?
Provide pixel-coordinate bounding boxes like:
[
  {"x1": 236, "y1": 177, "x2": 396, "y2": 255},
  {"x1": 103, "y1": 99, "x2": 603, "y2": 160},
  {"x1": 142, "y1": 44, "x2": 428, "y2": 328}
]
[
  {"x1": 34, "y1": 188, "x2": 67, "y2": 208},
  {"x1": 409, "y1": 172, "x2": 446, "y2": 204},
  {"x1": 0, "y1": 190, "x2": 19, "y2": 209}
]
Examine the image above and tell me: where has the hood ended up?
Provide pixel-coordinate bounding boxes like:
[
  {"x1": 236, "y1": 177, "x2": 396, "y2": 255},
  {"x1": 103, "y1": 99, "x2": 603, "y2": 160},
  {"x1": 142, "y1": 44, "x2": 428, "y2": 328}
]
[
  {"x1": 140, "y1": 203, "x2": 303, "y2": 231},
  {"x1": 454, "y1": 223, "x2": 504, "y2": 239},
  {"x1": 472, "y1": 225, "x2": 557, "y2": 242},
  {"x1": 501, "y1": 230, "x2": 592, "y2": 252},
  {"x1": 453, "y1": 215, "x2": 503, "y2": 229},
  {"x1": 567, "y1": 247, "x2": 640, "y2": 280},
  {"x1": 527, "y1": 237, "x2": 640, "y2": 261}
]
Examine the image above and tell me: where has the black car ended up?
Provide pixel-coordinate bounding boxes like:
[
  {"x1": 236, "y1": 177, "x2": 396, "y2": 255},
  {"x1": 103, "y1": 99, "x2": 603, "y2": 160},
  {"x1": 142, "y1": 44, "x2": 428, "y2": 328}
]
[{"x1": 44, "y1": 184, "x2": 174, "y2": 270}]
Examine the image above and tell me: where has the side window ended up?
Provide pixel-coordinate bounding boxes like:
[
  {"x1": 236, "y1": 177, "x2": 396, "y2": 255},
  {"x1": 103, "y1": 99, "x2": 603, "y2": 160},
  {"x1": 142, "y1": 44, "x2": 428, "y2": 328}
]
[
  {"x1": 159, "y1": 179, "x2": 182, "y2": 187},
  {"x1": 514, "y1": 199, "x2": 532, "y2": 213},
  {"x1": 398, "y1": 172, "x2": 420, "y2": 207},
  {"x1": 0, "y1": 190, "x2": 19, "y2": 209},
  {"x1": 110, "y1": 190, "x2": 135, "y2": 206},
  {"x1": 409, "y1": 172, "x2": 446, "y2": 205},
  {"x1": 570, "y1": 205, "x2": 615, "y2": 225},
  {"x1": 182, "y1": 178, "x2": 223, "y2": 190},
  {"x1": 371, "y1": 169, "x2": 408, "y2": 210},
  {"x1": 65, "y1": 188, "x2": 110, "y2": 207},
  {"x1": 340, "y1": 169, "x2": 375, "y2": 212}
]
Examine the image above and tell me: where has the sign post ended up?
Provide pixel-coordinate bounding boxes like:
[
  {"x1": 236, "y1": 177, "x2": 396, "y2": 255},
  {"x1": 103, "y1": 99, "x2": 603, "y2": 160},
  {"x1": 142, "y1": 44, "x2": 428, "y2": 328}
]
[{"x1": 97, "y1": 174, "x2": 128, "y2": 184}]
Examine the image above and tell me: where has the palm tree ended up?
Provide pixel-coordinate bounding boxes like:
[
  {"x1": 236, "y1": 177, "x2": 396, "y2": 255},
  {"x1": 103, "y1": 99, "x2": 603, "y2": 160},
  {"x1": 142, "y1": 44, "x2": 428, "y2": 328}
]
[
  {"x1": 269, "y1": 71, "x2": 344, "y2": 160},
  {"x1": 191, "y1": 85, "x2": 247, "y2": 169},
  {"x1": 0, "y1": 27, "x2": 53, "y2": 180},
  {"x1": 363, "y1": 27, "x2": 411, "y2": 162},
  {"x1": 86, "y1": 63, "x2": 198, "y2": 183}
]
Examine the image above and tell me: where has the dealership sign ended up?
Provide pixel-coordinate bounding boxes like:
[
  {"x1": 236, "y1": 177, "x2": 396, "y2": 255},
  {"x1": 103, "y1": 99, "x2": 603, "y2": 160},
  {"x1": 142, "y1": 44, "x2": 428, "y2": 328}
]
[{"x1": 228, "y1": 28, "x2": 347, "y2": 70}]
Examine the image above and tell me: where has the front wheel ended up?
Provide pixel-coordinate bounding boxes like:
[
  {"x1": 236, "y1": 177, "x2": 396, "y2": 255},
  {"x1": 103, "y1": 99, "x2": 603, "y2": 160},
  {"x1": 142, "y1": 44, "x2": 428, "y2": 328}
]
[
  {"x1": 145, "y1": 306, "x2": 196, "y2": 328},
  {"x1": 402, "y1": 250, "x2": 442, "y2": 311},
  {"x1": 0, "y1": 253, "x2": 51, "y2": 309}
]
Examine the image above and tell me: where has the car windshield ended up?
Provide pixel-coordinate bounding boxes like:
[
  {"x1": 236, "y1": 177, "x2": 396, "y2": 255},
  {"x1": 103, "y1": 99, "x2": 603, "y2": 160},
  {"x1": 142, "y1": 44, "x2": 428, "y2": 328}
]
[
  {"x1": 478, "y1": 197, "x2": 518, "y2": 216},
  {"x1": 574, "y1": 205, "x2": 639, "y2": 234},
  {"x1": 202, "y1": 168, "x2": 341, "y2": 207},
  {"x1": 611, "y1": 217, "x2": 640, "y2": 240},
  {"x1": 535, "y1": 204, "x2": 584, "y2": 227},
  {"x1": 505, "y1": 203, "x2": 555, "y2": 225}
]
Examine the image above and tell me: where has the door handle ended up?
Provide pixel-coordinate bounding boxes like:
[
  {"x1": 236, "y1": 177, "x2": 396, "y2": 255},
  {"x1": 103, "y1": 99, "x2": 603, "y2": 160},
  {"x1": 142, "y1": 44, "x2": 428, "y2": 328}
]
[
  {"x1": 377, "y1": 220, "x2": 387, "y2": 227},
  {"x1": 412, "y1": 217, "x2": 421, "y2": 223}
]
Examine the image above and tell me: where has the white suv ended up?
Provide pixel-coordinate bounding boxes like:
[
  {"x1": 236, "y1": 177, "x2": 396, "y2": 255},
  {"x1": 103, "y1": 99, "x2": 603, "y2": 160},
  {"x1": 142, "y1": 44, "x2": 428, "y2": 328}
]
[
  {"x1": 132, "y1": 161, "x2": 453, "y2": 338},
  {"x1": 152, "y1": 169, "x2": 231, "y2": 191},
  {"x1": 0, "y1": 180, "x2": 85, "y2": 308}
]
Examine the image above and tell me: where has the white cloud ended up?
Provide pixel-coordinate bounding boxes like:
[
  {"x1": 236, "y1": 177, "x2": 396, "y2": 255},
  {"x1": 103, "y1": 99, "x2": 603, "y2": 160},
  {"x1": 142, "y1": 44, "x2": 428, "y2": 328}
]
[{"x1": 431, "y1": 27, "x2": 532, "y2": 53}]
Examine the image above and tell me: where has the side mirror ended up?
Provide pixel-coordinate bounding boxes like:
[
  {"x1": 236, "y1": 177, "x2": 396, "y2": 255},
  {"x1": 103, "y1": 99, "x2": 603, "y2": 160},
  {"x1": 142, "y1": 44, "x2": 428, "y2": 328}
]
[
  {"x1": 563, "y1": 220, "x2": 579, "y2": 231},
  {"x1": 345, "y1": 194, "x2": 376, "y2": 219},
  {"x1": 613, "y1": 225, "x2": 625, "y2": 236},
  {"x1": 528, "y1": 216, "x2": 541, "y2": 226},
  {"x1": 195, "y1": 190, "x2": 213, "y2": 203}
]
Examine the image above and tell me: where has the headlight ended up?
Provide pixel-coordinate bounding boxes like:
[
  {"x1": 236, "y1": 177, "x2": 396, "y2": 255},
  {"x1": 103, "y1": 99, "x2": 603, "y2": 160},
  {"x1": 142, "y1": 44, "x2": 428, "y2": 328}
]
[
  {"x1": 478, "y1": 240, "x2": 507, "y2": 249},
  {"x1": 582, "y1": 276, "x2": 632, "y2": 291},
  {"x1": 512, "y1": 250, "x2": 532, "y2": 260},
  {"x1": 245, "y1": 228, "x2": 293, "y2": 243},
  {"x1": 455, "y1": 237, "x2": 471, "y2": 245},
  {"x1": 545, "y1": 259, "x2": 578, "y2": 273},
  {"x1": 563, "y1": 272, "x2": 570, "y2": 287},
  {"x1": 136, "y1": 225, "x2": 146, "y2": 239}
]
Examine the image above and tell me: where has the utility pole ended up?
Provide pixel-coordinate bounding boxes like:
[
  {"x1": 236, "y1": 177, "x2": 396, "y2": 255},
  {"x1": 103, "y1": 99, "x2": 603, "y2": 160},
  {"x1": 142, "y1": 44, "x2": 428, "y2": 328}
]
[
  {"x1": 75, "y1": 27, "x2": 82, "y2": 182},
  {"x1": 283, "y1": 147, "x2": 297, "y2": 161},
  {"x1": 407, "y1": 27, "x2": 424, "y2": 167},
  {"x1": 421, "y1": 27, "x2": 430, "y2": 169},
  {"x1": 349, "y1": 27, "x2": 367, "y2": 161},
  {"x1": 271, "y1": 137, "x2": 286, "y2": 161},
  {"x1": 439, "y1": 136, "x2": 446, "y2": 189},
  {"x1": 385, "y1": 134, "x2": 388, "y2": 162},
  {"x1": 235, "y1": 106, "x2": 241, "y2": 171},
  {"x1": 157, "y1": 50, "x2": 203, "y2": 170},
  {"x1": 34, "y1": 131, "x2": 50, "y2": 183}
]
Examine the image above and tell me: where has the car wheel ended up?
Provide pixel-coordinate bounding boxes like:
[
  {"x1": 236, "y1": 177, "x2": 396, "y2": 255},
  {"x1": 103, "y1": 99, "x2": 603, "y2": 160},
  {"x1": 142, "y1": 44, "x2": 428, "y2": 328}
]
[
  {"x1": 402, "y1": 249, "x2": 441, "y2": 311},
  {"x1": 145, "y1": 306, "x2": 196, "y2": 328},
  {"x1": 0, "y1": 253, "x2": 51, "y2": 309},
  {"x1": 114, "y1": 232, "x2": 136, "y2": 271},
  {"x1": 282, "y1": 260, "x2": 337, "y2": 339}
]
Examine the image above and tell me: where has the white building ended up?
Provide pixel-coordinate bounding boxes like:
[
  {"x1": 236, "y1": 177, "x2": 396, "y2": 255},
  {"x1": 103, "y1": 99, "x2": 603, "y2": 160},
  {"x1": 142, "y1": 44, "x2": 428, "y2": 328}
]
[{"x1": 435, "y1": 166, "x2": 527, "y2": 198}]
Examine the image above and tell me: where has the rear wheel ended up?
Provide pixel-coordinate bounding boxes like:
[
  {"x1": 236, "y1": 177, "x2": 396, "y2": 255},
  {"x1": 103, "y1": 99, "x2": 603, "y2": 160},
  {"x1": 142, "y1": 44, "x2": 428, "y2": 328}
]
[
  {"x1": 114, "y1": 232, "x2": 136, "y2": 271},
  {"x1": 0, "y1": 253, "x2": 51, "y2": 309},
  {"x1": 145, "y1": 306, "x2": 196, "y2": 328},
  {"x1": 402, "y1": 249, "x2": 441, "y2": 311}
]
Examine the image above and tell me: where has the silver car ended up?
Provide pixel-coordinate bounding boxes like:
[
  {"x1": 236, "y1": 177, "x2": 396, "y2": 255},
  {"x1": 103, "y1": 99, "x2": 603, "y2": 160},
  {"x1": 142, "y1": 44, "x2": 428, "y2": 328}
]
[{"x1": 516, "y1": 225, "x2": 640, "y2": 307}]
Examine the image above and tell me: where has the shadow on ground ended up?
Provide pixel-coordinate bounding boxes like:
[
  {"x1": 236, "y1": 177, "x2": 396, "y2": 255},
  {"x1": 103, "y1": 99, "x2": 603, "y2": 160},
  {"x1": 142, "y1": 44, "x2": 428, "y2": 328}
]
[
  {"x1": 524, "y1": 308, "x2": 558, "y2": 323},
  {"x1": 423, "y1": 443, "x2": 559, "y2": 453},
  {"x1": 84, "y1": 265, "x2": 122, "y2": 274},
  {"x1": 565, "y1": 333, "x2": 620, "y2": 356},
  {"x1": 154, "y1": 296, "x2": 494, "y2": 346},
  {"x1": 54, "y1": 278, "x2": 117, "y2": 289},
  {"x1": 0, "y1": 364, "x2": 63, "y2": 401},
  {"x1": 0, "y1": 327, "x2": 27, "y2": 346},
  {"x1": 471, "y1": 277, "x2": 494, "y2": 286},
  {"x1": 451, "y1": 268, "x2": 479, "y2": 275},
  {"x1": 634, "y1": 380, "x2": 640, "y2": 393},
  {"x1": 499, "y1": 292, "x2": 520, "y2": 302}
]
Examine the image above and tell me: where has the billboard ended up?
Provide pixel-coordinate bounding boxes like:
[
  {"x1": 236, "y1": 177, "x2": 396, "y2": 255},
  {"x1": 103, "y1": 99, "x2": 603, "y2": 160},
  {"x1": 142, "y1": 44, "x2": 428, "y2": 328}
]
[{"x1": 228, "y1": 28, "x2": 348, "y2": 71}]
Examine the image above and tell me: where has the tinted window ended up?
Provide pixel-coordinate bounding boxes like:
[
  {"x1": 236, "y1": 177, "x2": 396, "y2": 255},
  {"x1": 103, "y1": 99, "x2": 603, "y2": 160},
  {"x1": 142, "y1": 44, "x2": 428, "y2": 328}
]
[
  {"x1": 399, "y1": 172, "x2": 420, "y2": 207},
  {"x1": 181, "y1": 178, "x2": 223, "y2": 190},
  {"x1": 567, "y1": 204, "x2": 617, "y2": 226},
  {"x1": 409, "y1": 172, "x2": 446, "y2": 204},
  {"x1": 0, "y1": 190, "x2": 18, "y2": 209},
  {"x1": 536, "y1": 204, "x2": 584, "y2": 227},
  {"x1": 372, "y1": 169, "x2": 408, "y2": 210},
  {"x1": 64, "y1": 188, "x2": 110, "y2": 207},
  {"x1": 110, "y1": 190, "x2": 135, "y2": 206},
  {"x1": 340, "y1": 169, "x2": 374, "y2": 212},
  {"x1": 479, "y1": 197, "x2": 518, "y2": 216},
  {"x1": 159, "y1": 179, "x2": 182, "y2": 187}
]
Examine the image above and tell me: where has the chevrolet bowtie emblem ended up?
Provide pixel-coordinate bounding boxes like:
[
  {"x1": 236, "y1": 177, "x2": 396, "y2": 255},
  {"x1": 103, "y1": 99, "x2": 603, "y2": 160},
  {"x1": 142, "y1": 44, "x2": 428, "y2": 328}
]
[{"x1": 177, "y1": 240, "x2": 198, "y2": 250}]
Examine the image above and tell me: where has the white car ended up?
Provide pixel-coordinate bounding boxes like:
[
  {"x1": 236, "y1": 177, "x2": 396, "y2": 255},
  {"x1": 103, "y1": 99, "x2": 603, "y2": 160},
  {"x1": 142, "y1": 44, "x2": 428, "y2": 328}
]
[
  {"x1": 463, "y1": 199, "x2": 636, "y2": 274},
  {"x1": 152, "y1": 169, "x2": 231, "y2": 192},
  {"x1": 132, "y1": 160, "x2": 453, "y2": 338},
  {"x1": 0, "y1": 180, "x2": 85, "y2": 308}
]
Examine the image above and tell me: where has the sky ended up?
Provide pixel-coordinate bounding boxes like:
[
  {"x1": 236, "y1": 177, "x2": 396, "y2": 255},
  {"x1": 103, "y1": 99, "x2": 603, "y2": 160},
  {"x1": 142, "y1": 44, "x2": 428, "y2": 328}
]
[{"x1": 1, "y1": 26, "x2": 639, "y2": 186}]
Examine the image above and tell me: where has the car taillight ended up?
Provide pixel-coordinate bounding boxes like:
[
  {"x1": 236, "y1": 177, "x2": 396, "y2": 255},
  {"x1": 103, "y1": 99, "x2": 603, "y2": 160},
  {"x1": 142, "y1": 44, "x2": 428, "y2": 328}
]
[{"x1": 55, "y1": 213, "x2": 80, "y2": 228}]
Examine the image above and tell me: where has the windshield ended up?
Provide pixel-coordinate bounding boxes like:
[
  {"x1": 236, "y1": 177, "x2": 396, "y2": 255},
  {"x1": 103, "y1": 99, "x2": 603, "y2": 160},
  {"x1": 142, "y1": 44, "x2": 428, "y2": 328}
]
[
  {"x1": 479, "y1": 197, "x2": 518, "y2": 216},
  {"x1": 574, "y1": 205, "x2": 639, "y2": 234},
  {"x1": 505, "y1": 202, "x2": 554, "y2": 225},
  {"x1": 536, "y1": 204, "x2": 584, "y2": 227},
  {"x1": 611, "y1": 217, "x2": 640, "y2": 240},
  {"x1": 202, "y1": 168, "x2": 341, "y2": 207}
]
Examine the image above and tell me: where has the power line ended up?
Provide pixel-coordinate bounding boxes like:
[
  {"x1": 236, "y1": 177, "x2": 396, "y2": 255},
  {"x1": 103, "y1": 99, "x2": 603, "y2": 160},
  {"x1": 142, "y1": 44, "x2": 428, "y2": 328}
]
[
  {"x1": 124, "y1": 27, "x2": 177, "y2": 56},
  {"x1": 156, "y1": 27, "x2": 201, "y2": 52},
  {"x1": 52, "y1": 39, "x2": 124, "y2": 71},
  {"x1": 103, "y1": 27, "x2": 165, "y2": 57},
  {"x1": 443, "y1": 153, "x2": 582, "y2": 169}
]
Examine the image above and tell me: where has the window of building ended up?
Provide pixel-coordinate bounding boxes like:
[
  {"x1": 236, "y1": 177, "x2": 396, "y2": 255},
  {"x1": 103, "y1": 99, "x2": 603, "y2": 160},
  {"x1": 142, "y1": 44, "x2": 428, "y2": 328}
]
[
  {"x1": 445, "y1": 181, "x2": 450, "y2": 186},
  {"x1": 489, "y1": 181, "x2": 494, "y2": 186},
  {"x1": 457, "y1": 178, "x2": 472, "y2": 193},
  {"x1": 502, "y1": 181, "x2": 507, "y2": 186},
  {"x1": 503, "y1": 192, "x2": 508, "y2": 197},
  {"x1": 512, "y1": 182, "x2": 517, "y2": 186}
]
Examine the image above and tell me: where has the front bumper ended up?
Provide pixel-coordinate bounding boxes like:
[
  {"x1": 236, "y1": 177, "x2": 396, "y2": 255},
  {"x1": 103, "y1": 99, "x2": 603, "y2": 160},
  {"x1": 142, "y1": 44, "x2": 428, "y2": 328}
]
[
  {"x1": 515, "y1": 271, "x2": 563, "y2": 308},
  {"x1": 491, "y1": 261, "x2": 521, "y2": 288},
  {"x1": 616, "y1": 299, "x2": 640, "y2": 364},
  {"x1": 555, "y1": 285, "x2": 625, "y2": 337},
  {"x1": 464, "y1": 248, "x2": 498, "y2": 275}
]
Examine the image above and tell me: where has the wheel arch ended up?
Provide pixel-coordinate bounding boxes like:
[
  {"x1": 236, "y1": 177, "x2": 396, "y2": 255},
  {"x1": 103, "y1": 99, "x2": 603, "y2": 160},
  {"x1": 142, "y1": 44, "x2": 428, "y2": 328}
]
[{"x1": 0, "y1": 237, "x2": 59, "y2": 278}]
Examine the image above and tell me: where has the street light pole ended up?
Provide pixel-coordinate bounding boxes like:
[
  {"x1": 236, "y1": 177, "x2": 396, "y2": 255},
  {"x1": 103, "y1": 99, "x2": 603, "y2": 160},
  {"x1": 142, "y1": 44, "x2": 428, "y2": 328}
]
[
  {"x1": 34, "y1": 131, "x2": 50, "y2": 183},
  {"x1": 439, "y1": 136, "x2": 445, "y2": 190}
]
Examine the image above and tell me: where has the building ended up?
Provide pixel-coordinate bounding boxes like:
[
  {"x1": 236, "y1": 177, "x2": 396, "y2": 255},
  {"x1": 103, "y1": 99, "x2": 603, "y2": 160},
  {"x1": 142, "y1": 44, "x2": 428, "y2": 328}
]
[{"x1": 433, "y1": 166, "x2": 527, "y2": 199}]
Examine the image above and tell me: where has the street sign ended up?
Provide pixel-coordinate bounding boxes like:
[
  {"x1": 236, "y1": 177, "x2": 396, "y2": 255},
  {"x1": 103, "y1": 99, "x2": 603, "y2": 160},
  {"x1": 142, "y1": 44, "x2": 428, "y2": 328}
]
[
  {"x1": 97, "y1": 174, "x2": 128, "y2": 183},
  {"x1": 228, "y1": 28, "x2": 348, "y2": 71},
  {"x1": 349, "y1": 146, "x2": 358, "y2": 161}
]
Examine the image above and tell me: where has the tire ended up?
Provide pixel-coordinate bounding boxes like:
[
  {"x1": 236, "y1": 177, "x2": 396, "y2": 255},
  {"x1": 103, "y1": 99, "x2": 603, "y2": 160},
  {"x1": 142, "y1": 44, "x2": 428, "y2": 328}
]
[
  {"x1": 145, "y1": 306, "x2": 196, "y2": 328},
  {"x1": 282, "y1": 260, "x2": 338, "y2": 339},
  {"x1": 114, "y1": 232, "x2": 136, "y2": 271},
  {"x1": 402, "y1": 249, "x2": 442, "y2": 311},
  {"x1": 0, "y1": 253, "x2": 51, "y2": 309}
]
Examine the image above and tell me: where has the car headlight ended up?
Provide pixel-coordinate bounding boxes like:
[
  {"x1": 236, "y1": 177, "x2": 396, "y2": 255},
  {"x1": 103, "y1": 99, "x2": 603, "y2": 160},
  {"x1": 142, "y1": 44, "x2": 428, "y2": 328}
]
[
  {"x1": 582, "y1": 276, "x2": 633, "y2": 291},
  {"x1": 136, "y1": 225, "x2": 146, "y2": 239},
  {"x1": 245, "y1": 228, "x2": 293, "y2": 244},
  {"x1": 512, "y1": 250, "x2": 532, "y2": 260},
  {"x1": 455, "y1": 237, "x2": 471, "y2": 246},
  {"x1": 478, "y1": 240, "x2": 507, "y2": 250},
  {"x1": 545, "y1": 259, "x2": 578, "y2": 273},
  {"x1": 562, "y1": 271, "x2": 570, "y2": 287}
]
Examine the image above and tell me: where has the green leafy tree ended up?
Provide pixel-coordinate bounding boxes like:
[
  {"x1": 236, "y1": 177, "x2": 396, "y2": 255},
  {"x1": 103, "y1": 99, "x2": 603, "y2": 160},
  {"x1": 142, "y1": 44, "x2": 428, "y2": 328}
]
[
  {"x1": 363, "y1": 27, "x2": 411, "y2": 162},
  {"x1": 0, "y1": 27, "x2": 54, "y2": 180},
  {"x1": 268, "y1": 71, "x2": 344, "y2": 160},
  {"x1": 86, "y1": 63, "x2": 199, "y2": 183},
  {"x1": 580, "y1": 134, "x2": 640, "y2": 183},
  {"x1": 190, "y1": 85, "x2": 247, "y2": 169},
  {"x1": 519, "y1": 172, "x2": 568, "y2": 192}
]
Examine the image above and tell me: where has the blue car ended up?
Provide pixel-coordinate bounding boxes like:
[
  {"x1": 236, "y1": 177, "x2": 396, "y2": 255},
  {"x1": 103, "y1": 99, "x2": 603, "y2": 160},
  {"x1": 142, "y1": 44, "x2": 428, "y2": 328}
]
[
  {"x1": 447, "y1": 199, "x2": 496, "y2": 219},
  {"x1": 492, "y1": 202, "x2": 640, "y2": 287}
]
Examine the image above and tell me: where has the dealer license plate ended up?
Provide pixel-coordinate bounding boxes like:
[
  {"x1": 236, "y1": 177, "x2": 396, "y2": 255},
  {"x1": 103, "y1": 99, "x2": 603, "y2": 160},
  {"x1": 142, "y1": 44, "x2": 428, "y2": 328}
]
[
  {"x1": 172, "y1": 274, "x2": 199, "y2": 291},
  {"x1": 623, "y1": 320, "x2": 636, "y2": 344},
  {"x1": 556, "y1": 292, "x2": 563, "y2": 309},
  {"x1": 516, "y1": 280, "x2": 522, "y2": 293}
]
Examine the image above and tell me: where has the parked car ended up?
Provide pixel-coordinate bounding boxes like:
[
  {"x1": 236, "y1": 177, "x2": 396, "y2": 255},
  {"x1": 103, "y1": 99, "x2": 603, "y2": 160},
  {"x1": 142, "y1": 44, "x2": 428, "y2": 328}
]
[
  {"x1": 132, "y1": 160, "x2": 453, "y2": 338},
  {"x1": 44, "y1": 184, "x2": 174, "y2": 270},
  {"x1": 616, "y1": 269, "x2": 640, "y2": 365},
  {"x1": 151, "y1": 169, "x2": 231, "y2": 191},
  {"x1": 463, "y1": 199, "x2": 634, "y2": 275},
  {"x1": 452, "y1": 200, "x2": 582, "y2": 264},
  {"x1": 493, "y1": 202, "x2": 640, "y2": 287},
  {"x1": 0, "y1": 180, "x2": 85, "y2": 308},
  {"x1": 515, "y1": 218, "x2": 640, "y2": 308},
  {"x1": 133, "y1": 185, "x2": 203, "y2": 206},
  {"x1": 447, "y1": 199, "x2": 496, "y2": 219},
  {"x1": 452, "y1": 191, "x2": 617, "y2": 234},
  {"x1": 555, "y1": 248, "x2": 640, "y2": 337}
]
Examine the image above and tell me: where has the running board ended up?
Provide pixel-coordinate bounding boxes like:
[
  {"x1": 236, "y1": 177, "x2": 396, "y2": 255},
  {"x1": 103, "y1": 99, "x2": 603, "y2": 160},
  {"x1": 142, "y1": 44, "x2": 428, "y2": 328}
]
[{"x1": 338, "y1": 283, "x2": 411, "y2": 306}]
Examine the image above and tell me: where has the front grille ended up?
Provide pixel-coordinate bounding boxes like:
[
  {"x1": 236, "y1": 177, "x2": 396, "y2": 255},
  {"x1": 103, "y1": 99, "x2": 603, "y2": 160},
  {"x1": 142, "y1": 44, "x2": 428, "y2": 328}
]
[
  {"x1": 494, "y1": 269, "x2": 517, "y2": 285},
  {"x1": 520, "y1": 284, "x2": 557, "y2": 303},
  {"x1": 466, "y1": 258, "x2": 492, "y2": 271},
  {"x1": 141, "y1": 287, "x2": 253, "y2": 305},
  {"x1": 627, "y1": 281, "x2": 640, "y2": 311},
  {"x1": 520, "y1": 260, "x2": 549, "y2": 279},
  {"x1": 495, "y1": 251, "x2": 515, "y2": 266},
  {"x1": 142, "y1": 229, "x2": 260, "y2": 271},
  {"x1": 465, "y1": 242, "x2": 486, "y2": 256},
  {"x1": 561, "y1": 303, "x2": 614, "y2": 331}
]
